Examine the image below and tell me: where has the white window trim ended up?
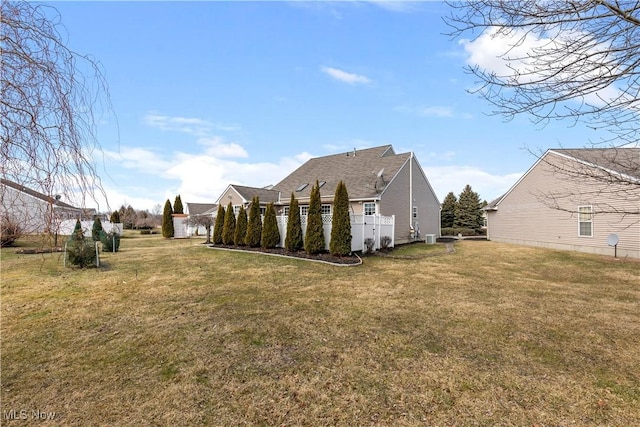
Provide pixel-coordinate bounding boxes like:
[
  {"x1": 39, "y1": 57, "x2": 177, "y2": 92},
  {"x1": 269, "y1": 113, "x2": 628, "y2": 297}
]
[
  {"x1": 363, "y1": 202, "x2": 375, "y2": 215},
  {"x1": 578, "y1": 205, "x2": 593, "y2": 237}
]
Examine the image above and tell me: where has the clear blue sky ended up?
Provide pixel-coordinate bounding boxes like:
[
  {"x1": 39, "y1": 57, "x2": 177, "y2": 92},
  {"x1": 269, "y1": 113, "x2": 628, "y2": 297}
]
[{"x1": 50, "y1": 1, "x2": 601, "y2": 212}]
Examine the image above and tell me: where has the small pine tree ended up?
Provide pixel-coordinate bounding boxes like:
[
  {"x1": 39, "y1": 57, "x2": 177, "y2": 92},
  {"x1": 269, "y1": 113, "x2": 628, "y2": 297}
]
[
  {"x1": 284, "y1": 193, "x2": 303, "y2": 251},
  {"x1": 441, "y1": 192, "x2": 457, "y2": 229},
  {"x1": 234, "y1": 205, "x2": 248, "y2": 246},
  {"x1": 330, "y1": 181, "x2": 351, "y2": 256},
  {"x1": 222, "y1": 202, "x2": 236, "y2": 245},
  {"x1": 245, "y1": 197, "x2": 262, "y2": 247},
  {"x1": 174, "y1": 194, "x2": 184, "y2": 214},
  {"x1": 66, "y1": 219, "x2": 97, "y2": 268},
  {"x1": 213, "y1": 205, "x2": 225, "y2": 245},
  {"x1": 110, "y1": 210, "x2": 120, "y2": 223},
  {"x1": 305, "y1": 181, "x2": 325, "y2": 254},
  {"x1": 91, "y1": 216, "x2": 103, "y2": 241},
  {"x1": 261, "y1": 202, "x2": 280, "y2": 248},
  {"x1": 162, "y1": 199, "x2": 174, "y2": 238}
]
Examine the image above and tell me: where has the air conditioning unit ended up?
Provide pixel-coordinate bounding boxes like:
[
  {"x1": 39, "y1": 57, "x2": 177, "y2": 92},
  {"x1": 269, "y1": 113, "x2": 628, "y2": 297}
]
[{"x1": 425, "y1": 234, "x2": 436, "y2": 244}]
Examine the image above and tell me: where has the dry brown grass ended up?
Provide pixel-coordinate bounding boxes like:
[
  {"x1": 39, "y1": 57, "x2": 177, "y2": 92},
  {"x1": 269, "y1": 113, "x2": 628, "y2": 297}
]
[{"x1": 1, "y1": 233, "x2": 639, "y2": 426}]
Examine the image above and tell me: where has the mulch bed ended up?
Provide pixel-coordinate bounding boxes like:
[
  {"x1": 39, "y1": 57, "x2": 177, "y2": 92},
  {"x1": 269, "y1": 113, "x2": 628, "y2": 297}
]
[{"x1": 208, "y1": 244, "x2": 362, "y2": 265}]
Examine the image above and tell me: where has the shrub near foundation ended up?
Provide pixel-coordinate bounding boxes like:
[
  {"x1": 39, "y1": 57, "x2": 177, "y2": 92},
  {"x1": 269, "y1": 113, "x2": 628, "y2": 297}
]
[
  {"x1": 222, "y1": 202, "x2": 236, "y2": 245},
  {"x1": 261, "y1": 202, "x2": 280, "y2": 249},
  {"x1": 304, "y1": 181, "x2": 325, "y2": 254}
]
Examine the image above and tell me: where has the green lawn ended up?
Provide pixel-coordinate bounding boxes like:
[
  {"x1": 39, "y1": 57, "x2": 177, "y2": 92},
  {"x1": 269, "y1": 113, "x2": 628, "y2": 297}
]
[{"x1": 1, "y1": 233, "x2": 639, "y2": 426}]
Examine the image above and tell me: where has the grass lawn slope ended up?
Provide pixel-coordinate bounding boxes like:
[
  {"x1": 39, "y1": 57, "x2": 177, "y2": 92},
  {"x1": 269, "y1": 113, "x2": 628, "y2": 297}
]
[{"x1": 1, "y1": 232, "x2": 639, "y2": 425}]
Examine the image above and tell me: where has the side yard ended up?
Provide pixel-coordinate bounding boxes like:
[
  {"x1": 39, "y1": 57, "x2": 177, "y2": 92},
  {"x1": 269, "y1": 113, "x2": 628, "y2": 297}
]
[{"x1": 1, "y1": 233, "x2": 639, "y2": 425}]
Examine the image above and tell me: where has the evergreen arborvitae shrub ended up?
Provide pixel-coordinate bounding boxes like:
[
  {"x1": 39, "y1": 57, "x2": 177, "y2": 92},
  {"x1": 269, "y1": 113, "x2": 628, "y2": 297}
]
[
  {"x1": 162, "y1": 199, "x2": 174, "y2": 238},
  {"x1": 284, "y1": 194, "x2": 303, "y2": 251},
  {"x1": 304, "y1": 181, "x2": 325, "y2": 254},
  {"x1": 222, "y1": 202, "x2": 236, "y2": 245},
  {"x1": 91, "y1": 216, "x2": 103, "y2": 241},
  {"x1": 66, "y1": 219, "x2": 97, "y2": 268},
  {"x1": 213, "y1": 205, "x2": 225, "y2": 245},
  {"x1": 234, "y1": 206, "x2": 248, "y2": 246},
  {"x1": 261, "y1": 202, "x2": 280, "y2": 249},
  {"x1": 174, "y1": 194, "x2": 184, "y2": 214},
  {"x1": 245, "y1": 197, "x2": 262, "y2": 247},
  {"x1": 330, "y1": 180, "x2": 351, "y2": 256}
]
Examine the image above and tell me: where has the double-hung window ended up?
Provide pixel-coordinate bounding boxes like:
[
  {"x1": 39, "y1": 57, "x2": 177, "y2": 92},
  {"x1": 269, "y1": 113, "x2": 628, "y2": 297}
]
[
  {"x1": 578, "y1": 206, "x2": 593, "y2": 237},
  {"x1": 363, "y1": 202, "x2": 375, "y2": 215},
  {"x1": 300, "y1": 206, "x2": 309, "y2": 216}
]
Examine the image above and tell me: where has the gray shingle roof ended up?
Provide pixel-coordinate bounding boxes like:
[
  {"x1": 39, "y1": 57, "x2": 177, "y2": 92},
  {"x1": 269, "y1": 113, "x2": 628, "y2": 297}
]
[
  {"x1": 552, "y1": 148, "x2": 640, "y2": 180},
  {"x1": 273, "y1": 145, "x2": 410, "y2": 201},
  {"x1": 185, "y1": 202, "x2": 217, "y2": 215},
  {"x1": 231, "y1": 185, "x2": 280, "y2": 204}
]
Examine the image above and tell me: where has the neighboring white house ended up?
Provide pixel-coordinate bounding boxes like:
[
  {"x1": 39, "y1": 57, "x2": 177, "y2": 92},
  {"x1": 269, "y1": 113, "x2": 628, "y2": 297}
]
[
  {"x1": 1, "y1": 178, "x2": 87, "y2": 235},
  {"x1": 485, "y1": 148, "x2": 640, "y2": 259}
]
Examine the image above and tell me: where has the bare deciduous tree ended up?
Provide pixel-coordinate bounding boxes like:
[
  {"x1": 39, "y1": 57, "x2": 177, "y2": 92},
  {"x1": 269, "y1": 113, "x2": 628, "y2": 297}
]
[
  {"x1": 1, "y1": 1, "x2": 112, "y2": 214},
  {"x1": 445, "y1": 1, "x2": 640, "y2": 145},
  {"x1": 186, "y1": 214, "x2": 214, "y2": 244},
  {"x1": 446, "y1": 1, "x2": 640, "y2": 219}
]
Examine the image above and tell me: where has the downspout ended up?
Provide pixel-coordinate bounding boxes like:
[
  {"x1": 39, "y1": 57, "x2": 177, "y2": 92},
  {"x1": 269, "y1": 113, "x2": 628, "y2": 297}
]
[{"x1": 409, "y1": 152, "x2": 414, "y2": 240}]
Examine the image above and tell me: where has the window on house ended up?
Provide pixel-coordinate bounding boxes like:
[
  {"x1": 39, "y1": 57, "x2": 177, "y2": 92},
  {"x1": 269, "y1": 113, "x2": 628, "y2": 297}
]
[
  {"x1": 233, "y1": 205, "x2": 240, "y2": 215},
  {"x1": 296, "y1": 183, "x2": 308, "y2": 192},
  {"x1": 363, "y1": 202, "x2": 375, "y2": 215},
  {"x1": 283, "y1": 206, "x2": 289, "y2": 216},
  {"x1": 260, "y1": 207, "x2": 266, "y2": 216},
  {"x1": 300, "y1": 206, "x2": 309, "y2": 216},
  {"x1": 318, "y1": 181, "x2": 326, "y2": 188},
  {"x1": 321, "y1": 204, "x2": 331, "y2": 215},
  {"x1": 413, "y1": 206, "x2": 418, "y2": 219},
  {"x1": 578, "y1": 206, "x2": 593, "y2": 237}
]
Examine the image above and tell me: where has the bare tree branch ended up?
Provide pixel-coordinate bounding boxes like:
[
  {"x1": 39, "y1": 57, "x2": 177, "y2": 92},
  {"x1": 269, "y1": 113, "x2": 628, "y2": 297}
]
[
  {"x1": 1, "y1": 1, "x2": 115, "y2": 215},
  {"x1": 445, "y1": 0, "x2": 640, "y2": 145}
]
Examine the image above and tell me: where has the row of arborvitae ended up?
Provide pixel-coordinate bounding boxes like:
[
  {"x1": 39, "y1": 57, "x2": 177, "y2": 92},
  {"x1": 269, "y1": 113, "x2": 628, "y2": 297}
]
[{"x1": 212, "y1": 180, "x2": 352, "y2": 256}]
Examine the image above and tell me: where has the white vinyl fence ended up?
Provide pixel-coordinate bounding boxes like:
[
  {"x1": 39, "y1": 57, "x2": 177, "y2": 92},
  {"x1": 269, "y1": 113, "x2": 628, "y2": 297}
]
[
  {"x1": 59, "y1": 220, "x2": 123, "y2": 237},
  {"x1": 276, "y1": 214, "x2": 395, "y2": 252}
]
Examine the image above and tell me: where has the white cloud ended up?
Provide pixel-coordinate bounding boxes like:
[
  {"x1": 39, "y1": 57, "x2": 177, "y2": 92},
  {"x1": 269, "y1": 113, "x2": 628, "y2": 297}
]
[
  {"x1": 322, "y1": 66, "x2": 371, "y2": 85},
  {"x1": 103, "y1": 147, "x2": 173, "y2": 175},
  {"x1": 460, "y1": 27, "x2": 626, "y2": 108},
  {"x1": 143, "y1": 113, "x2": 240, "y2": 136},
  {"x1": 197, "y1": 136, "x2": 248, "y2": 158},
  {"x1": 144, "y1": 113, "x2": 213, "y2": 136},
  {"x1": 425, "y1": 165, "x2": 523, "y2": 203},
  {"x1": 394, "y1": 104, "x2": 466, "y2": 119},
  {"x1": 369, "y1": 1, "x2": 419, "y2": 12}
]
